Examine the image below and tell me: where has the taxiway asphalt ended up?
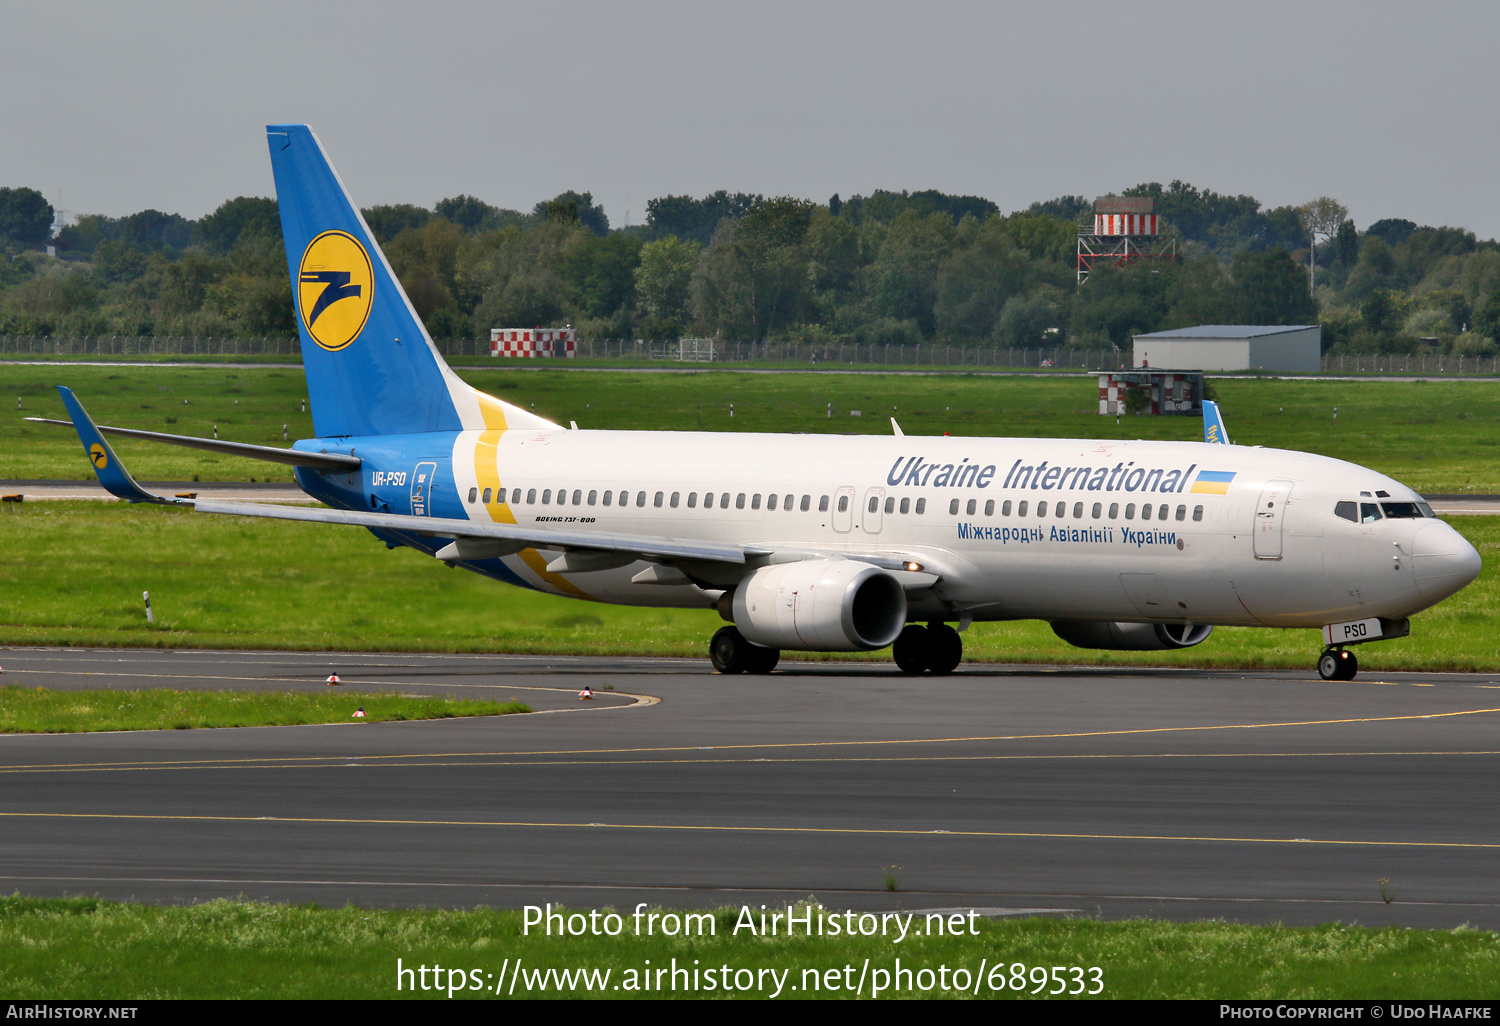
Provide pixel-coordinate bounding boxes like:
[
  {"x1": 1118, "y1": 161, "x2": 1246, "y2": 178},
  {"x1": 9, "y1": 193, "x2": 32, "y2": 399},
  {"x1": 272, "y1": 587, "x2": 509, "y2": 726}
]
[{"x1": 2, "y1": 648, "x2": 1499, "y2": 928}]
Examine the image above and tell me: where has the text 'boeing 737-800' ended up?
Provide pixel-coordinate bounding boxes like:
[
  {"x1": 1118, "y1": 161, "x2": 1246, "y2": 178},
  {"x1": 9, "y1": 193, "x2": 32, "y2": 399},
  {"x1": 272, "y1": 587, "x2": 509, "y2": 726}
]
[{"x1": 35, "y1": 125, "x2": 1483, "y2": 681}]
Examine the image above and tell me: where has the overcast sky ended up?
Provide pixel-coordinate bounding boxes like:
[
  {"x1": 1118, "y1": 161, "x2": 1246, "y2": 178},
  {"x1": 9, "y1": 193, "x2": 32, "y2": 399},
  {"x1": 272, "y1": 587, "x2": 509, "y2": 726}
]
[{"x1": 2, "y1": 1, "x2": 1495, "y2": 238}]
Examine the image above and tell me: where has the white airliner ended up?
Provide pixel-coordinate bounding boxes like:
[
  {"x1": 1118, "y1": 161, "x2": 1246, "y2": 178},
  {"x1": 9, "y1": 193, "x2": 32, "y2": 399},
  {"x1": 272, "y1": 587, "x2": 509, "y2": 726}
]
[{"x1": 41, "y1": 126, "x2": 1483, "y2": 681}]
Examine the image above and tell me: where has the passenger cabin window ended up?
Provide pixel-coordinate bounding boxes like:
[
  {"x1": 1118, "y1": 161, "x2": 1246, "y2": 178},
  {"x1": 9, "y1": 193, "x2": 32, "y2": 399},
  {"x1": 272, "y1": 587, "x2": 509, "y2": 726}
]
[
  {"x1": 1360, "y1": 503, "x2": 1382, "y2": 523},
  {"x1": 900, "y1": 498, "x2": 911, "y2": 514},
  {"x1": 966, "y1": 498, "x2": 976, "y2": 515},
  {"x1": 637, "y1": 491, "x2": 647, "y2": 507},
  {"x1": 482, "y1": 487, "x2": 492, "y2": 504},
  {"x1": 872, "y1": 496, "x2": 882, "y2": 514},
  {"x1": 915, "y1": 498, "x2": 926, "y2": 514},
  {"x1": 511, "y1": 489, "x2": 520, "y2": 504},
  {"x1": 1192, "y1": 505, "x2": 1204, "y2": 521},
  {"x1": 736, "y1": 493, "x2": 746, "y2": 509},
  {"x1": 602, "y1": 490, "x2": 612, "y2": 506},
  {"x1": 573, "y1": 490, "x2": 582, "y2": 505},
  {"x1": 1073, "y1": 502, "x2": 1084, "y2": 518},
  {"x1": 1175, "y1": 505, "x2": 1186, "y2": 521},
  {"x1": 1091, "y1": 502, "x2": 1102, "y2": 519},
  {"x1": 557, "y1": 490, "x2": 567, "y2": 506},
  {"x1": 984, "y1": 499, "x2": 994, "y2": 516},
  {"x1": 751, "y1": 494, "x2": 761, "y2": 510},
  {"x1": 1017, "y1": 500, "x2": 1028, "y2": 516},
  {"x1": 885, "y1": 497, "x2": 895, "y2": 514},
  {"x1": 1002, "y1": 500, "x2": 1013, "y2": 516},
  {"x1": 704, "y1": 493, "x2": 715, "y2": 508},
  {"x1": 1124, "y1": 503, "x2": 1135, "y2": 519},
  {"x1": 468, "y1": 487, "x2": 478, "y2": 503},
  {"x1": 654, "y1": 491, "x2": 664, "y2": 508},
  {"x1": 527, "y1": 488, "x2": 537, "y2": 504},
  {"x1": 786, "y1": 494, "x2": 795, "y2": 511},
  {"x1": 818, "y1": 496, "x2": 829, "y2": 512},
  {"x1": 1108, "y1": 503, "x2": 1118, "y2": 518},
  {"x1": 836, "y1": 495, "x2": 847, "y2": 513},
  {"x1": 1335, "y1": 501, "x2": 1357, "y2": 523},
  {"x1": 542, "y1": 489, "x2": 552, "y2": 504},
  {"x1": 766, "y1": 494, "x2": 777, "y2": 511},
  {"x1": 1140, "y1": 503, "x2": 1151, "y2": 521},
  {"x1": 687, "y1": 492, "x2": 698, "y2": 508},
  {"x1": 588, "y1": 490, "x2": 597, "y2": 505},
  {"x1": 1037, "y1": 501, "x2": 1048, "y2": 517},
  {"x1": 949, "y1": 498, "x2": 959, "y2": 515}
]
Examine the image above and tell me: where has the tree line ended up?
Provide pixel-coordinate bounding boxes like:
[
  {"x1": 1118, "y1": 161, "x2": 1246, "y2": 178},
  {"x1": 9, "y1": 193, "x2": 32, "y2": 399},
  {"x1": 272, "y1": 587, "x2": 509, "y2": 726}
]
[{"x1": 1, "y1": 178, "x2": 1498, "y2": 356}]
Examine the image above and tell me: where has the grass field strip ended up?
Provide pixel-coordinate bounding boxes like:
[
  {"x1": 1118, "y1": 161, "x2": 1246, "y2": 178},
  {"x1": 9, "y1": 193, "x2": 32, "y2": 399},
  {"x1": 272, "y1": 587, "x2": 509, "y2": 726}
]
[
  {"x1": 1, "y1": 808, "x2": 1497, "y2": 853},
  {"x1": 2, "y1": 668, "x2": 656, "y2": 708},
  {"x1": 2, "y1": 704, "x2": 1496, "y2": 774}
]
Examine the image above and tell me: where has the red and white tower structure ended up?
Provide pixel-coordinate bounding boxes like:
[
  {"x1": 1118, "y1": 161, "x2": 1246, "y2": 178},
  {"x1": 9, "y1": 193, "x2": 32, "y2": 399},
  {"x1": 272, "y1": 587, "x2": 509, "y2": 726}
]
[{"x1": 1076, "y1": 195, "x2": 1178, "y2": 285}]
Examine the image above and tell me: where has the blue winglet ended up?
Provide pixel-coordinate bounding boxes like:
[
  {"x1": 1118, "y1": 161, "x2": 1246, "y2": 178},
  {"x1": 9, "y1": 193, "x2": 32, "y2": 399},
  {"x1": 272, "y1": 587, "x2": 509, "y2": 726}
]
[
  {"x1": 56, "y1": 386, "x2": 181, "y2": 505},
  {"x1": 1202, "y1": 399, "x2": 1231, "y2": 445}
]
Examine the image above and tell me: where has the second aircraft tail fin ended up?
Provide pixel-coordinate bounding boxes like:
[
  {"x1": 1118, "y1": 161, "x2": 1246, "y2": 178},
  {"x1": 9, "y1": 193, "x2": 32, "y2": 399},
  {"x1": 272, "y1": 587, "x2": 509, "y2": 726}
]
[{"x1": 1202, "y1": 399, "x2": 1230, "y2": 445}]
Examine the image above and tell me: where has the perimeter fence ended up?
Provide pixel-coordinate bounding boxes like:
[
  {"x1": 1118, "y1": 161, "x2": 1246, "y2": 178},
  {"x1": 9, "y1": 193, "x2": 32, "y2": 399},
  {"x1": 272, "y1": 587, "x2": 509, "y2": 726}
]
[{"x1": 0, "y1": 334, "x2": 1497, "y2": 376}]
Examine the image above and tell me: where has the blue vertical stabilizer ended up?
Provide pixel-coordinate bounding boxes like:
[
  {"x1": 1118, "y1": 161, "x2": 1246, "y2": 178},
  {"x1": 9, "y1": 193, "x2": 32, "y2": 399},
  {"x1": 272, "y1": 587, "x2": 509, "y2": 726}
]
[
  {"x1": 1202, "y1": 399, "x2": 1231, "y2": 445},
  {"x1": 267, "y1": 124, "x2": 462, "y2": 438}
]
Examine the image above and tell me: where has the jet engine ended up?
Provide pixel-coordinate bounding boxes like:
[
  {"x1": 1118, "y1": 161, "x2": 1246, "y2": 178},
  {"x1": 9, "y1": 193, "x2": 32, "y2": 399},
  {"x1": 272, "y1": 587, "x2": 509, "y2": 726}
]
[
  {"x1": 731, "y1": 559, "x2": 906, "y2": 651},
  {"x1": 1050, "y1": 620, "x2": 1213, "y2": 651}
]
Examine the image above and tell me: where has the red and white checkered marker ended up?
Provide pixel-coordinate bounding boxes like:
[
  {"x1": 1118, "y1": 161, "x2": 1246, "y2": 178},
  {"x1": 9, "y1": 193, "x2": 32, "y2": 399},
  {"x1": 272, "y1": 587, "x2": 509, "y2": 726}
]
[
  {"x1": 352, "y1": 707, "x2": 366, "y2": 718},
  {"x1": 326, "y1": 674, "x2": 341, "y2": 685},
  {"x1": 579, "y1": 686, "x2": 594, "y2": 700}
]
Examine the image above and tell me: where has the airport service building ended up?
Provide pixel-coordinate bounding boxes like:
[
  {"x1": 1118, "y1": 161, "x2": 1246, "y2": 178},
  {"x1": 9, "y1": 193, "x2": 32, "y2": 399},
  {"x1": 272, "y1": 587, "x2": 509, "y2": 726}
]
[{"x1": 1132, "y1": 324, "x2": 1321, "y2": 373}]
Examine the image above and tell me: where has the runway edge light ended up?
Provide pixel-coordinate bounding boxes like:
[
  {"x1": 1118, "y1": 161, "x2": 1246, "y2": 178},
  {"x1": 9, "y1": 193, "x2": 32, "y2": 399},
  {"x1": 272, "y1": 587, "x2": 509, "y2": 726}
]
[{"x1": 326, "y1": 674, "x2": 341, "y2": 685}]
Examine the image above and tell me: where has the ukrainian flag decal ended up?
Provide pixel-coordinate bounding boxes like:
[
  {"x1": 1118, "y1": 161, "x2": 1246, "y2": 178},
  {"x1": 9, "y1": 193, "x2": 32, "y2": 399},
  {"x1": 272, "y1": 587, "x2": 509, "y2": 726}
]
[
  {"x1": 1191, "y1": 470, "x2": 1236, "y2": 494},
  {"x1": 297, "y1": 230, "x2": 374, "y2": 351}
]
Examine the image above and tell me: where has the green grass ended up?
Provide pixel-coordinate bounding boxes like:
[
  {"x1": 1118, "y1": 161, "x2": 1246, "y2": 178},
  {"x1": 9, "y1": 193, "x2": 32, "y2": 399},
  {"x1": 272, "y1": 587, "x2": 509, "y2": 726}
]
[
  {"x1": 1, "y1": 502, "x2": 1496, "y2": 671},
  {"x1": 4, "y1": 365, "x2": 1500, "y2": 492},
  {"x1": 0, "y1": 685, "x2": 528, "y2": 733},
  {"x1": 1, "y1": 897, "x2": 1497, "y2": 999}
]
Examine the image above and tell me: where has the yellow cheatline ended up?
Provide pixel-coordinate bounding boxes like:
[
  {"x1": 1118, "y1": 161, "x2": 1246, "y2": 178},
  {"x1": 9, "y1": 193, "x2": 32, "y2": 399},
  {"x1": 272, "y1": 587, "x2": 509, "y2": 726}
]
[{"x1": 0, "y1": 810, "x2": 1495, "y2": 851}]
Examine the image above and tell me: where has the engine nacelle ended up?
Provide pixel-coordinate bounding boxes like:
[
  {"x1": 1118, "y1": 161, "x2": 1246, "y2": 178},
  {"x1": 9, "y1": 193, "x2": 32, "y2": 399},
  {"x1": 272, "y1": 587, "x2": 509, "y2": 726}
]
[
  {"x1": 732, "y1": 559, "x2": 906, "y2": 651},
  {"x1": 1050, "y1": 620, "x2": 1214, "y2": 651}
]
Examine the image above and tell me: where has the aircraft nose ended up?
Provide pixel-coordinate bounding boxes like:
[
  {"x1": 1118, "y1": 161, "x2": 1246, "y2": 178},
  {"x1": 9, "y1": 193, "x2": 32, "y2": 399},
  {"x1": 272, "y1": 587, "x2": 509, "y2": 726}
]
[{"x1": 1411, "y1": 521, "x2": 1482, "y2": 603}]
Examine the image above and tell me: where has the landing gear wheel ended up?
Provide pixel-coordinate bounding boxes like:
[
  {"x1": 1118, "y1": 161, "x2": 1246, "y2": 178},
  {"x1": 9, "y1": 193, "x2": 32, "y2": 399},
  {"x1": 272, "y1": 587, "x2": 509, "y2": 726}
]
[
  {"x1": 745, "y1": 644, "x2": 780, "y2": 675},
  {"x1": 925, "y1": 623, "x2": 963, "y2": 675},
  {"x1": 1318, "y1": 648, "x2": 1358, "y2": 681},
  {"x1": 710, "y1": 626, "x2": 752, "y2": 674},
  {"x1": 892, "y1": 625, "x2": 930, "y2": 674}
]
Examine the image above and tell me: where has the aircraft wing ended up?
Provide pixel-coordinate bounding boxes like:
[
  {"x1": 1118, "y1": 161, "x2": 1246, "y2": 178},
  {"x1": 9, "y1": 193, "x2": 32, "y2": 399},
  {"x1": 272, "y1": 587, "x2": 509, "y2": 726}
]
[{"x1": 192, "y1": 498, "x2": 759, "y2": 565}]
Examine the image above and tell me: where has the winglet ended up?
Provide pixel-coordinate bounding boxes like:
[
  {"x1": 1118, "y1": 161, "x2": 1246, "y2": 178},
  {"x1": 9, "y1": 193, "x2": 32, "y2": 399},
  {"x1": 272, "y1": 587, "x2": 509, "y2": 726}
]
[
  {"x1": 1202, "y1": 400, "x2": 1230, "y2": 445},
  {"x1": 891, "y1": 417, "x2": 904, "y2": 437},
  {"x1": 56, "y1": 386, "x2": 181, "y2": 505}
]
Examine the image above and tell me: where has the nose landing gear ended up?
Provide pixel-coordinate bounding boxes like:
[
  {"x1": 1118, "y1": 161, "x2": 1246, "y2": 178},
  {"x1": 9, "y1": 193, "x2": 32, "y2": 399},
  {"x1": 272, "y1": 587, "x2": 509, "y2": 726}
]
[{"x1": 1317, "y1": 647, "x2": 1358, "y2": 681}]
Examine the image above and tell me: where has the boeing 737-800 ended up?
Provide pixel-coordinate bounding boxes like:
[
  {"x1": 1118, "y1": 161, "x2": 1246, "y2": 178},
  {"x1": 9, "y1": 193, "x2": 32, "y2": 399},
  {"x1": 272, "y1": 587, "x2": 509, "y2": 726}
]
[{"x1": 40, "y1": 125, "x2": 1483, "y2": 681}]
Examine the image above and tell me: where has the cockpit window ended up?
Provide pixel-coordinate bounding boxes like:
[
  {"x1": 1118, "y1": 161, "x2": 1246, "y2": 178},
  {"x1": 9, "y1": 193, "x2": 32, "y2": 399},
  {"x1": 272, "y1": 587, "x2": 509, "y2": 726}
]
[
  {"x1": 1417, "y1": 502, "x2": 1436, "y2": 518},
  {"x1": 1360, "y1": 503, "x2": 1382, "y2": 523},
  {"x1": 1381, "y1": 502, "x2": 1424, "y2": 519},
  {"x1": 1334, "y1": 501, "x2": 1357, "y2": 523}
]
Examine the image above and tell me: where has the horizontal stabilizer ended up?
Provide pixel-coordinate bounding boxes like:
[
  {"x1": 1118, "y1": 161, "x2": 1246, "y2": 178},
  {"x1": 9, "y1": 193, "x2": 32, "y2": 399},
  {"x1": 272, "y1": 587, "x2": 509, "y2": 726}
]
[{"x1": 25, "y1": 418, "x2": 361, "y2": 471}]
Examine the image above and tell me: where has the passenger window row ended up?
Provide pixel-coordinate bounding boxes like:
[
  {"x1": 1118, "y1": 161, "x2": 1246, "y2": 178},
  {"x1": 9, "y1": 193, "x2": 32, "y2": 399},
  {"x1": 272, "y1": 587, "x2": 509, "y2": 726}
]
[
  {"x1": 466, "y1": 486, "x2": 831, "y2": 513},
  {"x1": 947, "y1": 497, "x2": 1204, "y2": 522}
]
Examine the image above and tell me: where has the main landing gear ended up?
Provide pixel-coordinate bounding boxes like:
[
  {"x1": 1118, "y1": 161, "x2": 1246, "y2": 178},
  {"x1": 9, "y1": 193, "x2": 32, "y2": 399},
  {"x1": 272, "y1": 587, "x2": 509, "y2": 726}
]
[
  {"x1": 892, "y1": 623, "x2": 963, "y2": 675},
  {"x1": 1317, "y1": 647, "x2": 1358, "y2": 681},
  {"x1": 710, "y1": 626, "x2": 780, "y2": 675}
]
